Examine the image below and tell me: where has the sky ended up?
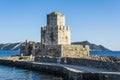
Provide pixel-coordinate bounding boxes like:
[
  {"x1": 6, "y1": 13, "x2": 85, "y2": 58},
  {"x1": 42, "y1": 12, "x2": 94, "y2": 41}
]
[{"x1": 0, "y1": 0, "x2": 120, "y2": 51}]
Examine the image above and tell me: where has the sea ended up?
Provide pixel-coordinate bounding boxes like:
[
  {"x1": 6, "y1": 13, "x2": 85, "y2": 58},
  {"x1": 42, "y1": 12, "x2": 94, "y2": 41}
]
[
  {"x1": 0, "y1": 50, "x2": 63, "y2": 80},
  {"x1": 90, "y1": 51, "x2": 120, "y2": 58},
  {"x1": 0, "y1": 50, "x2": 120, "y2": 80}
]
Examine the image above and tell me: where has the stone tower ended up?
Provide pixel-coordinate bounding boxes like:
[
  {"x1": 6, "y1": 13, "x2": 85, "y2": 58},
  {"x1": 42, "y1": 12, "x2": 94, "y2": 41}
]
[
  {"x1": 41, "y1": 12, "x2": 70, "y2": 45},
  {"x1": 20, "y1": 12, "x2": 89, "y2": 58}
]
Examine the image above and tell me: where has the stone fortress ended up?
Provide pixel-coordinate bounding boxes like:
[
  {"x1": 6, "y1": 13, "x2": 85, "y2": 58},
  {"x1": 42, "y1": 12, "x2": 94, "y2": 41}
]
[
  {"x1": 20, "y1": 12, "x2": 89, "y2": 58},
  {"x1": 41, "y1": 12, "x2": 70, "y2": 45}
]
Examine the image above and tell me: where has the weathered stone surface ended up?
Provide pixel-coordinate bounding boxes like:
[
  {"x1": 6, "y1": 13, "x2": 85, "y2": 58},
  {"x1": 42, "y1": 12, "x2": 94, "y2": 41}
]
[
  {"x1": 39, "y1": 45, "x2": 62, "y2": 57},
  {"x1": 35, "y1": 56, "x2": 120, "y2": 72},
  {"x1": 20, "y1": 40, "x2": 41, "y2": 56},
  {"x1": 41, "y1": 12, "x2": 70, "y2": 45},
  {"x1": 21, "y1": 12, "x2": 90, "y2": 58},
  {"x1": 38, "y1": 44, "x2": 89, "y2": 58},
  {"x1": 61, "y1": 45, "x2": 89, "y2": 58},
  {"x1": 0, "y1": 58, "x2": 120, "y2": 80}
]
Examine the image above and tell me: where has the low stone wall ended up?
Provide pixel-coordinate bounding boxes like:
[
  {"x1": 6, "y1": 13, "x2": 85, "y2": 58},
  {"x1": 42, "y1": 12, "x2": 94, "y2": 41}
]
[
  {"x1": 0, "y1": 59, "x2": 119, "y2": 80},
  {"x1": 40, "y1": 45, "x2": 62, "y2": 57},
  {"x1": 61, "y1": 45, "x2": 89, "y2": 58},
  {"x1": 35, "y1": 56, "x2": 120, "y2": 72},
  {"x1": 38, "y1": 44, "x2": 89, "y2": 58},
  {"x1": 65, "y1": 58, "x2": 120, "y2": 72}
]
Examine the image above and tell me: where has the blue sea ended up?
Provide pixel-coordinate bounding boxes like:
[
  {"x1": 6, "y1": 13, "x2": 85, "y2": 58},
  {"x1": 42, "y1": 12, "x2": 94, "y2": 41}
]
[
  {"x1": 0, "y1": 50, "x2": 63, "y2": 80},
  {"x1": 0, "y1": 50, "x2": 120, "y2": 58},
  {"x1": 90, "y1": 51, "x2": 120, "y2": 58},
  {"x1": 0, "y1": 50, "x2": 20, "y2": 58}
]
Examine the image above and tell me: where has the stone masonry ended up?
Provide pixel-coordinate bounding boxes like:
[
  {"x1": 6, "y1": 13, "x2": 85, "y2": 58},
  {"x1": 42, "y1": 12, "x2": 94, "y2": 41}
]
[
  {"x1": 41, "y1": 12, "x2": 70, "y2": 45},
  {"x1": 39, "y1": 12, "x2": 89, "y2": 58},
  {"x1": 20, "y1": 40, "x2": 41, "y2": 56},
  {"x1": 20, "y1": 12, "x2": 89, "y2": 58}
]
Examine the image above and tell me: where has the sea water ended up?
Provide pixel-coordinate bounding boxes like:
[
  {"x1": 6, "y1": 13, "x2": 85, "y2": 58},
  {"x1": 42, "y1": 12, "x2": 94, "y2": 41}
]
[
  {"x1": 0, "y1": 50, "x2": 120, "y2": 58},
  {"x1": 0, "y1": 50, "x2": 63, "y2": 80},
  {"x1": 0, "y1": 50, "x2": 20, "y2": 58},
  {"x1": 0, "y1": 65, "x2": 63, "y2": 80},
  {"x1": 90, "y1": 51, "x2": 120, "y2": 58}
]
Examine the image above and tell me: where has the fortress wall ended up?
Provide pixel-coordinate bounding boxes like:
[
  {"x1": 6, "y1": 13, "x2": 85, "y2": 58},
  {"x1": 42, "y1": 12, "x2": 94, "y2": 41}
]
[
  {"x1": 38, "y1": 44, "x2": 89, "y2": 58},
  {"x1": 57, "y1": 26, "x2": 71, "y2": 44},
  {"x1": 61, "y1": 45, "x2": 89, "y2": 58},
  {"x1": 39, "y1": 44, "x2": 89, "y2": 58},
  {"x1": 40, "y1": 45, "x2": 62, "y2": 57},
  {"x1": 0, "y1": 58, "x2": 120, "y2": 80},
  {"x1": 21, "y1": 42, "x2": 90, "y2": 58},
  {"x1": 35, "y1": 56, "x2": 120, "y2": 72},
  {"x1": 1, "y1": 59, "x2": 120, "y2": 80}
]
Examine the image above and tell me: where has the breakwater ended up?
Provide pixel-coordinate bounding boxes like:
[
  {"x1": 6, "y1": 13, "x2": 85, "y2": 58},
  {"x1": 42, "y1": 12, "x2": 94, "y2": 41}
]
[
  {"x1": 0, "y1": 58, "x2": 120, "y2": 80},
  {"x1": 35, "y1": 56, "x2": 120, "y2": 72}
]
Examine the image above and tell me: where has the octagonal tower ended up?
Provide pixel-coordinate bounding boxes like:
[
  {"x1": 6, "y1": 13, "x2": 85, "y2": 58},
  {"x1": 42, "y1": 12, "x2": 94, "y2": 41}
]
[{"x1": 41, "y1": 12, "x2": 71, "y2": 45}]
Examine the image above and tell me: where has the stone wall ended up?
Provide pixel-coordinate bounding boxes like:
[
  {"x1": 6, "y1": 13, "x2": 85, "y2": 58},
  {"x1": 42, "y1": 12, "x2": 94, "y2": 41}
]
[
  {"x1": 21, "y1": 41, "x2": 89, "y2": 58},
  {"x1": 57, "y1": 25, "x2": 70, "y2": 44},
  {"x1": 39, "y1": 44, "x2": 89, "y2": 58},
  {"x1": 41, "y1": 12, "x2": 71, "y2": 45},
  {"x1": 20, "y1": 40, "x2": 41, "y2": 56},
  {"x1": 39, "y1": 45, "x2": 62, "y2": 57},
  {"x1": 35, "y1": 56, "x2": 120, "y2": 72},
  {"x1": 0, "y1": 59, "x2": 120, "y2": 80},
  {"x1": 61, "y1": 45, "x2": 89, "y2": 58},
  {"x1": 47, "y1": 12, "x2": 65, "y2": 26}
]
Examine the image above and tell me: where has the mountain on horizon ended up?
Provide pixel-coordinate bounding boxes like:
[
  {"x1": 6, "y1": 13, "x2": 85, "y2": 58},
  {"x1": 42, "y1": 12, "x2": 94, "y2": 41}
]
[
  {"x1": 0, "y1": 43, "x2": 21, "y2": 50},
  {"x1": 72, "y1": 41, "x2": 110, "y2": 51},
  {"x1": 0, "y1": 41, "x2": 110, "y2": 51}
]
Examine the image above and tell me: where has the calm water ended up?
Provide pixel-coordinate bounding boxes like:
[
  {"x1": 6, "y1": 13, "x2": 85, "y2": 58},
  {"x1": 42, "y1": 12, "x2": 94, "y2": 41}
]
[
  {"x1": 0, "y1": 50, "x2": 63, "y2": 80},
  {"x1": 0, "y1": 50, "x2": 120, "y2": 58},
  {"x1": 0, "y1": 65, "x2": 63, "y2": 80},
  {"x1": 0, "y1": 50, "x2": 20, "y2": 58},
  {"x1": 90, "y1": 51, "x2": 120, "y2": 58}
]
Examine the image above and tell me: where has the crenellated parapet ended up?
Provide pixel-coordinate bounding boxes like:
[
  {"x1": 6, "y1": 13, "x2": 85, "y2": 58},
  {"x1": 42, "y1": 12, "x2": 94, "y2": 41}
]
[{"x1": 57, "y1": 26, "x2": 70, "y2": 31}]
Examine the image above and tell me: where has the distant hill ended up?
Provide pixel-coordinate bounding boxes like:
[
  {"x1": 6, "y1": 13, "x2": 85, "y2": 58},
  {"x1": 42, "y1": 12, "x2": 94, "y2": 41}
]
[
  {"x1": 72, "y1": 41, "x2": 110, "y2": 51},
  {"x1": 0, "y1": 43, "x2": 22, "y2": 50},
  {"x1": 0, "y1": 41, "x2": 110, "y2": 51}
]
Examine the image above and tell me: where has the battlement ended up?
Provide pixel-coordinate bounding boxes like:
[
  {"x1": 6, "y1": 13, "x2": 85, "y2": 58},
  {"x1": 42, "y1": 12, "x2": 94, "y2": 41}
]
[
  {"x1": 58, "y1": 26, "x2": 70, "y2": 31},
  {"x1": 42, "y1": 26, "x2": 70, "y2": 31}
]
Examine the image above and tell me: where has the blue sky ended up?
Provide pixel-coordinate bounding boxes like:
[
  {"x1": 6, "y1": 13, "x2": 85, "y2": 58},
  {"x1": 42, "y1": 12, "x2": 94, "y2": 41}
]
[{"x1": 0, "y1": 0, "x2": 120, "y2": 50}]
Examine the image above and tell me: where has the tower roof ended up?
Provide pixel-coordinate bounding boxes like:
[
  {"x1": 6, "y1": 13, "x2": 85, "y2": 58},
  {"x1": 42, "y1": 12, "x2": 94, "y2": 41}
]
[{"x1": 49, "y1": 12, "x2": 63, "y2": 16}]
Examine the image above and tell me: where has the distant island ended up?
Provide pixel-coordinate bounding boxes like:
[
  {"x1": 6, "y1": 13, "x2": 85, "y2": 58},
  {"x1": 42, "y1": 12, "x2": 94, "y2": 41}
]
[
  {"x1": 0, "y1": 41, "x2": 110, "y2": 51},
  {"x1": 72, "y1": 41, "x2": 110, "y2": 51}
]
